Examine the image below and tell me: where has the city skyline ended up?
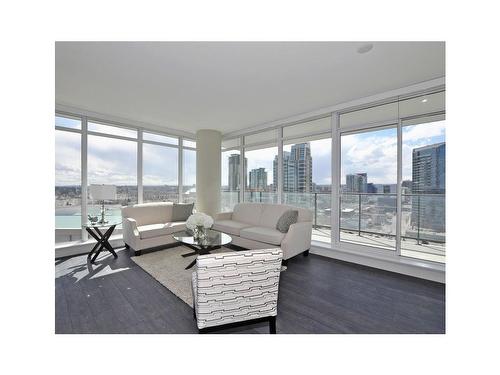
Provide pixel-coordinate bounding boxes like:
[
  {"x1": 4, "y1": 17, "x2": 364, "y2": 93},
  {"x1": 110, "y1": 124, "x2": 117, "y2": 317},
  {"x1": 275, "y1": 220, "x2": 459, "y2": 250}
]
[
  {"x1": 341, "y1": 120, "x2": 446, "y2": 185},
  {"x1": 57, "y1": 121, "x2": 445, "y2": 189}
]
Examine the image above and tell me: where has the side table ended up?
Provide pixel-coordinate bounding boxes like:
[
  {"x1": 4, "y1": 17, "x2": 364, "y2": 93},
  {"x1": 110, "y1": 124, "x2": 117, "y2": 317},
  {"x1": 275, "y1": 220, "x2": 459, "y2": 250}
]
[{"x1": 83, "y1": 220, "x2": 121, "y2": 263}]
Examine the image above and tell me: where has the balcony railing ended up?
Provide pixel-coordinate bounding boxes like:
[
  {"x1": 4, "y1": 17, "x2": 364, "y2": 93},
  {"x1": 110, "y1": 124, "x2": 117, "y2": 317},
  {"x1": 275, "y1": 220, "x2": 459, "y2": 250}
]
[
  {"x1": 340, "y1": 192, "x2": 445, "y2": 245},
  {"x1": 221, "y1": 191, "x2": 445, "y2": 246}
]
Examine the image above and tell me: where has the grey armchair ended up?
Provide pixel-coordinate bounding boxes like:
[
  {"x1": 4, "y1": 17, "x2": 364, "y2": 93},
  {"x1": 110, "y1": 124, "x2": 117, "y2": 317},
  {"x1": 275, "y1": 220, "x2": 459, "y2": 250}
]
[{"x1": 191, "y1": 248, "x2": 283, "y2": 333}]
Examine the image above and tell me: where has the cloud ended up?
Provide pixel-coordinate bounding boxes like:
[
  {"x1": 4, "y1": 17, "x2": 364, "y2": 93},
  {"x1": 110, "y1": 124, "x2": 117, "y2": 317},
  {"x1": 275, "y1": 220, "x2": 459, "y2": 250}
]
[
  {"x1": 341, "y1": 129, "x2": 398, "y2": 184},
  {"x1": 340, "y1": 121, "x2": 445, "y2": 184},
  {"x1": 143, "y1": 144, "x2": 178, "y2": 185},
  {"x1": 403, "y1": 121, "x2": 445, "y2": 144},
  {"x1": 55, "y1": 131, "x2": 81, "y2": 185}
]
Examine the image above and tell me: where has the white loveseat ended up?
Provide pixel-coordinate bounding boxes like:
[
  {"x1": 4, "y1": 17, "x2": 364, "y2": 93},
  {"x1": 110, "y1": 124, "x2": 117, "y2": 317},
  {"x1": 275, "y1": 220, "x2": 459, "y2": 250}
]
[
  {"x1": 213, "y1": 203, "x2": 313, "y2": 261},
  {"x1": 121, "y1": 202, "x2": 187, "y2": 255}
]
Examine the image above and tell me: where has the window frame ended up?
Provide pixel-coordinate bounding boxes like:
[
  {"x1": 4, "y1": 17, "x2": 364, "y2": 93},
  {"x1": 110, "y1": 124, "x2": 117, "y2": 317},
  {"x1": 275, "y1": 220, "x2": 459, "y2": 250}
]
[
  {"x1": 221, "y1": 87, "x2": 446, "y2": 266},
  {"x1": 55, "y1": 111, "x2": 196, "y2": 243}
]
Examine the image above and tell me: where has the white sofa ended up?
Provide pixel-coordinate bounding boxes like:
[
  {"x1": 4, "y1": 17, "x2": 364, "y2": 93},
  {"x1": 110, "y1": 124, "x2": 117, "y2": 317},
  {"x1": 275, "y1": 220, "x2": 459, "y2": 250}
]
[
  {"x1": 213, "y1": 203, "x2": 313, "y2": 262},
  {"x1": 121, "y1": 202, "x2": 187, "y2": 255}
]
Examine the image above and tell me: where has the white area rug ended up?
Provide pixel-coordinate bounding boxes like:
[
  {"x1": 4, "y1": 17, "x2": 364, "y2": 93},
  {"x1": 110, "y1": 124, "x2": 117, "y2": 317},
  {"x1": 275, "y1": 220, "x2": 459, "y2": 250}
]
[
  {"x1": 131, "y1": 245, "x2": 286, "y2": 308},
  {"x1": 131, "y1": 246, "x2": 232, "y2": 307}
]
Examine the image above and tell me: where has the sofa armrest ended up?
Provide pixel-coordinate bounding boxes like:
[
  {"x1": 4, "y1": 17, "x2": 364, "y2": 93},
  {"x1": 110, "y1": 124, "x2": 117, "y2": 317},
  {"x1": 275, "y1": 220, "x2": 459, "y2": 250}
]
[
  {"x1": 124, "y1": 217, "x2": 139, "y2": 236},
  {"x1": 280, "y1": 222, "x2": 312, "y2": 260},
  {"x1": 215, "y1": 212, "x2": 233, "y2": 221},
  {"x1": 122, "y1": 217, "x2": 140, "y2": 249}
]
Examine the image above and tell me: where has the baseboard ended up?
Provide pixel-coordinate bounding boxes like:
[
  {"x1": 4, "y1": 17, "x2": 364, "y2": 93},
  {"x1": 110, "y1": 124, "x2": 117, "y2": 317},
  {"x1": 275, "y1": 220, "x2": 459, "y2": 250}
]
[
  {"x1": 55, "y1": 236, "x2": 125, "y2": 259},
  {"x1": 310, "y1": 245, "x2": 445, "y2": 283}
]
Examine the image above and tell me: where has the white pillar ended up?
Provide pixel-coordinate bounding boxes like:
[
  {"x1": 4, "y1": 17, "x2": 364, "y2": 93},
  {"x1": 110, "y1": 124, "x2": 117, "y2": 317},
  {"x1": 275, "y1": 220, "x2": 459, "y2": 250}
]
[{"x1": 196, "y1": 129, "x2": 221, "y2": 217}]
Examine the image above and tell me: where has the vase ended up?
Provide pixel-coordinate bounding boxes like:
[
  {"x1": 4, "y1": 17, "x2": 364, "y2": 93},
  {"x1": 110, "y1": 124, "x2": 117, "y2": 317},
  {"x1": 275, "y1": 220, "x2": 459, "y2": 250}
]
[{"x1": 193, "y1": 225, "x2": 206, "y2": 240}]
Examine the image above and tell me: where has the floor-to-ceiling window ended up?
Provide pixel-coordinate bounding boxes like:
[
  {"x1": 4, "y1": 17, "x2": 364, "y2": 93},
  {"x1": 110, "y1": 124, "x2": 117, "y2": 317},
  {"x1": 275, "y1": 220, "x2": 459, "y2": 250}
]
[
  {"x1": 337, "y1": 91, "x2": 445, "y2": 262},
  {"x1": 219, "y1": 87, "x2": 445, "y2": 265},
  {"x1": 182, "y1": 139, "x2": 196, "y2": 205},
  {"x1": 282, "y1": 117, "x2": 332, "y2": 243},
  {"x1": 400, "y1": 92, "x2": 445, "y2": 262},
  {"x1": 340, "y1": 126, "x2": 398, "y2": 250},
  {"x1": 55, "y1": 115, "x2": 82, "y2": 243},
  {"x1": 55, "y1": 113, "x2": 197, "y2": 245},
  {"x1": 87, "y1": 123, "x2": 138, "y2": 226},
  {"x1": 221, "y1": 138, "x2": 242, "y2": 212},
  {"x1": 243, "y1": 130, "x2": 278, "y2": 203},
  {"x1": 143, "y1": 132, "x2": 179, "y2": 203}
]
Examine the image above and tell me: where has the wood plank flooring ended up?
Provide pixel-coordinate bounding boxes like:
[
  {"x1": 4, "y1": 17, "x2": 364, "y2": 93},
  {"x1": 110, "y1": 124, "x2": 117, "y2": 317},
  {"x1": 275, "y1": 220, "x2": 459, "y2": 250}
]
[{"x1": 55, "y1": 247, "x2": 445, "y2": 334}]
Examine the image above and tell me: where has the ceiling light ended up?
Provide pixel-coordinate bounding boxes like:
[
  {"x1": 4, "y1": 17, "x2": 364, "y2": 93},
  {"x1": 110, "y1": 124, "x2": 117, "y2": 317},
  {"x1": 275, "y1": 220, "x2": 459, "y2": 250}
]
[
  {"x1": 357, "y1": 43, "x2": 373, "y2": 54},
  {"x1": 421, "y1": 98, "x2": 428, "y2": 103}
]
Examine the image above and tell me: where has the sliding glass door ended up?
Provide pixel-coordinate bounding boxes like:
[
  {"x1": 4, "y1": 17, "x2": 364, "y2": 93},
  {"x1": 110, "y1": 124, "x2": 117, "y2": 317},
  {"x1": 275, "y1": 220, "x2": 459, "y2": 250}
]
[
  {"x1": 337, "y1": 91, "x2": 445, "y2": 262},
  {"x1": 219, "y1": 89, "x2": 445, "y2": 264},
  {"x1": 340, "y1": 126, "x2": 398, "y2": 250},
  {"x1": 401, "y1": 114, "x2": 445, "y2": 262}
]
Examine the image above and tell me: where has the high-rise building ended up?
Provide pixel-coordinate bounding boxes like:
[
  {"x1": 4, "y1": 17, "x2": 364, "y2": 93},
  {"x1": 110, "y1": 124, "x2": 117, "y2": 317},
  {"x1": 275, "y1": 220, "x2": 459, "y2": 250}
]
[
  {"x1": 412, "y1": 143, "x2": 445, "y2": 194},
  {"x1": 248, "y1": 168, "x2": 267, "y2": 190},
  {"x1": 227, "y1": 154, "x2": 247, "y2": 191},
  {"x1": 402, "y1": 180, "x2": 413, "y2": 193},
  {"x1": 346, "y1": 173, "x2": 367, "y2": 193},
  {"x1": 411, "y1": 142, "x2": 445, "y2": 233},
  {"x1": 367, "y1": 183, "x2": 377, "y2": 193},
  {"x1": 292, "y1": 143, "x2": 313, "y2": 192},
  {"x1": 274, "y1": 151, "x2": 297, "y2": 192},
  {"x1": 273, "y1": 143, "x2": 313, "y2": 193}
]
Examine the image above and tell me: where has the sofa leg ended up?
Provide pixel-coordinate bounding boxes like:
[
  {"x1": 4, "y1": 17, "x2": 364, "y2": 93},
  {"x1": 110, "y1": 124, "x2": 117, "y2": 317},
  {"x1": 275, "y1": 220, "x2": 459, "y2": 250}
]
[
  {"x1": 124, "y1": 243, "x2": 130, "y2": 249},
  {"x1": 282, "y1": 259, "x2": 288, "y2": 267},
  {"x1": 303, "y1": 249, "x2": 310, "y2": 257},
  {"x1": 269, "y1": 316, "x2": 276, "y2": 334}
]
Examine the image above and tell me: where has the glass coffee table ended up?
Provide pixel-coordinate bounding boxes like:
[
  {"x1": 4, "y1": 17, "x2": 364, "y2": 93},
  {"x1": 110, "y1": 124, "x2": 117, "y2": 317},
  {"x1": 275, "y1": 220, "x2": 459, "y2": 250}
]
[{"x1": 172, "y1": 229, "x2": 232, "y2": 270}]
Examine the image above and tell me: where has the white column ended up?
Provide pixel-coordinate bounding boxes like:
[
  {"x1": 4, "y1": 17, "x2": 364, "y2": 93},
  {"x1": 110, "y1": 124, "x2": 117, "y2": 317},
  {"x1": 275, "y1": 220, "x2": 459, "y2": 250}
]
[{"x1": 196, "y1": 130, "x2": 222, "y2": 217}]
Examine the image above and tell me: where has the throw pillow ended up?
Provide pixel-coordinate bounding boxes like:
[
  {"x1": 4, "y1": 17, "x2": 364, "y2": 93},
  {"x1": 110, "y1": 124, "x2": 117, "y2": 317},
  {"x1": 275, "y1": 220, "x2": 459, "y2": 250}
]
[
  {"x1": 276, "y1": 210, "x2": 298, "y2": 233},
  {"x1": 171, "y1": 203, "x2": 194, "y2": 221}
]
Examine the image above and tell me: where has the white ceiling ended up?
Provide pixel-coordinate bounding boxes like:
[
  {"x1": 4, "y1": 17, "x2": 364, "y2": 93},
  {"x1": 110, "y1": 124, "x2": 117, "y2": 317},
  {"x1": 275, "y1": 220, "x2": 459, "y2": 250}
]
[{"x1": 55, "y1": 42, "x2": 445, "y2": 135}]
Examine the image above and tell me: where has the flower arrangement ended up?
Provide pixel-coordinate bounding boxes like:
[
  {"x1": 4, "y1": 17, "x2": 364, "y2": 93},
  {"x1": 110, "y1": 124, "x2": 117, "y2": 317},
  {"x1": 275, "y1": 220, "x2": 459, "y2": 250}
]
[{"x1": 186, "y1": 213, "x2": 214, "y2": 238}]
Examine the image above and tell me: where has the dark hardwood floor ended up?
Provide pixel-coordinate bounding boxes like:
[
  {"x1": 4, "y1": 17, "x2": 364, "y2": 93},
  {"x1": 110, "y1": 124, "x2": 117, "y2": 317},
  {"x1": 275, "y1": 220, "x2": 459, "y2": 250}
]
[{"x1": 55, "y1": 247, "x2": 445, "y2": 334}]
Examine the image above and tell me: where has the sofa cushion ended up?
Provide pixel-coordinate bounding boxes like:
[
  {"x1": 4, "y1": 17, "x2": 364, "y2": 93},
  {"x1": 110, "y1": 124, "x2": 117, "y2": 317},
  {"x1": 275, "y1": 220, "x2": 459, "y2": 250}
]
[
  {"x1": 276, "y1": 210, "x2": 298, "y2": 233},
  {"x1": 137, "y1": 221, "x2": 186, "y2": 240},
  {"x1": 239, "y1": 226, "x2": 285, "y2": 246},
  {"x1": 172, "y1": 203, "x2": 194, "y2": 221},
  {"x1": 259, "y1": 204, "x2": 293, "y2": 229},
  {"x1": 232, "y1": 203, "x2": 263, "y2": 226},
  {"x1": 212, "y1": 220, "x2": 252, "y2": 236}
]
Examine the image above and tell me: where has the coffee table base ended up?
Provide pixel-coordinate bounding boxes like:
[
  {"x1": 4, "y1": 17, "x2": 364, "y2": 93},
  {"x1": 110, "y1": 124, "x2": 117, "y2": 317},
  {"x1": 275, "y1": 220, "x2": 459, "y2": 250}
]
[{"x1": 182, "y1": 243, "x2": 221, "y2": 270}]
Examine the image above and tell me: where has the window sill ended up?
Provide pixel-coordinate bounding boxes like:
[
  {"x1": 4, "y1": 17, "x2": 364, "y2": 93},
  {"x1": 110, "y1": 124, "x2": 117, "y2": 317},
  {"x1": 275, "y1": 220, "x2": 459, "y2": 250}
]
[
  {"x1": 55, "y1": 234, "x2": 124, "y2": 259},
  {"x1": 310, "y1": 240, "x2": 445, "y2": 283}
]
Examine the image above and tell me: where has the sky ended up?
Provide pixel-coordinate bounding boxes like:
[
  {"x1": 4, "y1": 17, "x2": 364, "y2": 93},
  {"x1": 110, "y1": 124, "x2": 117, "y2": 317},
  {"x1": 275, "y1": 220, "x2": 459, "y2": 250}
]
[
  {"x1": 341, "y1": 120, "x2": 446, "y2": 184},
  {"x1": 56, "y1": 120, "x2": 445, "y2": 188},
  {"x1": 55, "y1": 130, "x2": 196, "y2": 186}
]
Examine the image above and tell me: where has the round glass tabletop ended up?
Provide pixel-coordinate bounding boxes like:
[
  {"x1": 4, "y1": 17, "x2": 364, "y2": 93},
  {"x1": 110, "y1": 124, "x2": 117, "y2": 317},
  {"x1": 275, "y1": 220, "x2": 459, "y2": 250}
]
[
  {"x1": 173, "y1": 229, "x2": 232, "y2": 248},
  {"x1": 83, "y1": 219, "x2": 122, "y2": 228}
]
